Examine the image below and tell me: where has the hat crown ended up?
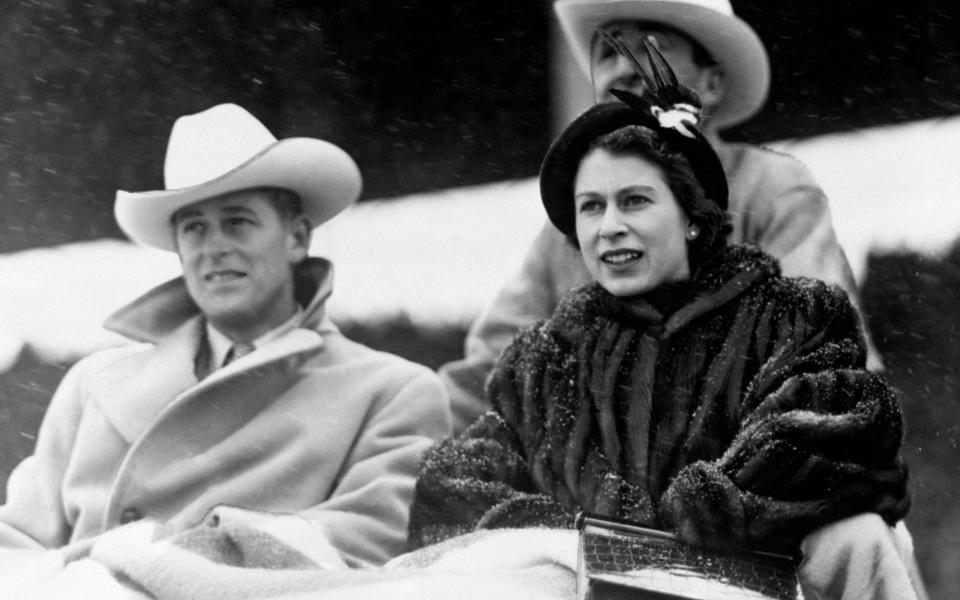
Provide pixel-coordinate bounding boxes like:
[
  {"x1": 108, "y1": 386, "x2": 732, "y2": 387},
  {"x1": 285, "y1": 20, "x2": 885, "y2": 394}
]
[
  {"x1": 116, "y1": 102, "x2": 361, "y2": 252},
  {"x1": 164, "y1": 103, "x2": 278, "y2": 190}
]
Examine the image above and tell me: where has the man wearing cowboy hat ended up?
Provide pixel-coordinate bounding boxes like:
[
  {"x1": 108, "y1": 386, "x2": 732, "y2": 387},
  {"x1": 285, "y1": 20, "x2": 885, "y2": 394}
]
[
  {"x1": 0, "y1": 103, "x2": 451, "y2": 568},
  {"x1": 441, "y1": 0, "x2": 882, "y2": 433}
]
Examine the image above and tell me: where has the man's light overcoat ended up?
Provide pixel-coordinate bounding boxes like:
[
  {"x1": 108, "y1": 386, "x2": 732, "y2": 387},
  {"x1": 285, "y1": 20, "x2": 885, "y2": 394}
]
[{"x1": 0, "y1": 259, "x2": 451, "y2": 566}]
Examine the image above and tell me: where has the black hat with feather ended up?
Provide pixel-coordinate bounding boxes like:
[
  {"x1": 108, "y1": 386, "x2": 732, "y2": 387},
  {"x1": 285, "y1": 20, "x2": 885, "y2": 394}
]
[{"x1": 540, "y1": 32, "x2": 728, "y2": 237}]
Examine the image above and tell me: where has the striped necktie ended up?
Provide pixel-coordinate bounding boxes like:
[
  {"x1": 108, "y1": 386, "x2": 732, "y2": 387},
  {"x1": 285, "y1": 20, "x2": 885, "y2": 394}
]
[{"x1": 223, "y1": 342, "x2": 255, "y2": 367}]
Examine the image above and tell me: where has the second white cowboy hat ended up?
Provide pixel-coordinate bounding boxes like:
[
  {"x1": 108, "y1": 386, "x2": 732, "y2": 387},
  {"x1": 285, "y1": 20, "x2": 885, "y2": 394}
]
[
  {"x1": 555, "y1": 0, "x2": 770, "y2": 129},
  {"x1": 115, "y1": 103, "x2": 362, "y2": 251}
]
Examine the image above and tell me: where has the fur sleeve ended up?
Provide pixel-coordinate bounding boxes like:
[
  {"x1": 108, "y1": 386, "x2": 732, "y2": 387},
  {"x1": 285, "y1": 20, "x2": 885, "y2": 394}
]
[
  {"x1": 407, "y1": 331, "x2": 575, "y2": 551},
  {"x1": 407, "y1": 411, "x2": 571, "y2": 551},
  {"x1": 659, "y1": 281, "x2": 910, "y2": 552}
]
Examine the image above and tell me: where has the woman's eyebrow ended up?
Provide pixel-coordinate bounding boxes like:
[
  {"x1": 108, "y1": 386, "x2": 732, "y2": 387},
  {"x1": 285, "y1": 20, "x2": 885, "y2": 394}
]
[{"x1": 619, "y1": 184, "x2": 657, "y2": 194}]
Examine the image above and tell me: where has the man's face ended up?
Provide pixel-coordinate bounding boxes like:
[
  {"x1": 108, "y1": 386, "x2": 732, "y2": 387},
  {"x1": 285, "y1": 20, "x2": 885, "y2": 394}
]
[
  {"x1": 591, "y1": 22, "x2": 721, "y2": 108},
  {"x1": 173, "y1": 189, "x2": 309, "y2": 341}
]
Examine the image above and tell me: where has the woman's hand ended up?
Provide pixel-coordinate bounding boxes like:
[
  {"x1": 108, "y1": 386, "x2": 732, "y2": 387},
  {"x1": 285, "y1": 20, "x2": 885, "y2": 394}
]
[{"x1": 658, "y1": 461, "x2": 747, "y2": 551}]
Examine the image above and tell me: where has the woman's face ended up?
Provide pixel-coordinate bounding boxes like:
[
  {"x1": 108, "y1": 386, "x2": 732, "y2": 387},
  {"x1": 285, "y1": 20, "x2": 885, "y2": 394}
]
[{"x1": 574, "y1": 148, "x2": 692, "y2": 297}]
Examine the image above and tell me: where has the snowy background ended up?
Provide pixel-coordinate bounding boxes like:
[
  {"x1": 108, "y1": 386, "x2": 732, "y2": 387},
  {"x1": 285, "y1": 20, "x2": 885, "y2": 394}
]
[{"x1": 3, "y1": 114, "x2": 959, "y2": 372}]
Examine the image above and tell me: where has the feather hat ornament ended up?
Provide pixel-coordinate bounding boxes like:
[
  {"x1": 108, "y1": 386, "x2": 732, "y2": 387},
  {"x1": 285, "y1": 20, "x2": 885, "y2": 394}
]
[
  {"x1": 598, "y1": 30, "x2": 702, "y2": 118},
  {"x1": 539, "y1": 33, "x2": 728, "y2": 236}
]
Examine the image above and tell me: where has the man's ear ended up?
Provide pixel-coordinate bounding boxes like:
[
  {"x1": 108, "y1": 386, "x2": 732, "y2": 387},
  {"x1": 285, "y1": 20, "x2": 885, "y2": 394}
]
[
  {"x1": 697, "y1": 65, "x2": 725, "y2": 115},
  {"x1": 287, "y1": 215, "x2": 312, "y2": 262}
]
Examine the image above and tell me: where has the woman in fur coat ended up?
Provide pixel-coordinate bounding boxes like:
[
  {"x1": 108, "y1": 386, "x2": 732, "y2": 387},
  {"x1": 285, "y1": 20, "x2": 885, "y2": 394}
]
[{"x1": 408, "y1": 41, "x2": 910, "y2": 560}]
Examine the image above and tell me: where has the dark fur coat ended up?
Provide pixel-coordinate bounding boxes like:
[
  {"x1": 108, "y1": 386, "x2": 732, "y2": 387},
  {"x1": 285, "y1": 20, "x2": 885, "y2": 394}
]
[{"x1": 409, "y1": 245, "x2": 909, "y2": 553}]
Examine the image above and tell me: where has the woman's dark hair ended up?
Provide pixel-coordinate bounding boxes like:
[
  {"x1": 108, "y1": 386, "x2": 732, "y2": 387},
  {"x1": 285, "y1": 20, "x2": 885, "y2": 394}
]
[{"x1": 566, "y1": 125, "x2": 731, "y2": 269}]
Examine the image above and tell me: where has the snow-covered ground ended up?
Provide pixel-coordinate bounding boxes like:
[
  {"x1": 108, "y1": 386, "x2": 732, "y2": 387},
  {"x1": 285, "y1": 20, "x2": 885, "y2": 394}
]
[{"x1": 2, "y1": 115, "x2": 960, "y2": 372}]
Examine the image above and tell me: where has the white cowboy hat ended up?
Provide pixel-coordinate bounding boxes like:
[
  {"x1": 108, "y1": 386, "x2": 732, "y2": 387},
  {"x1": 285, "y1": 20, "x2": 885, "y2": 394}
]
[
  {"x1": 554, "y1": 0, "x2": 770, "y2": 129},
  {"x1": 115, "y1": 103, "x2": 362, "y2": 251}
]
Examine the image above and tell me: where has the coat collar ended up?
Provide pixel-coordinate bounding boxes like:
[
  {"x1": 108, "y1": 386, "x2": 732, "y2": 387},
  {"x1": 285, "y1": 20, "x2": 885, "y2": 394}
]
[
  {"x1": 103, "y1": 257, "x2": 336, "y2": 342},
  {"x1": 91, "y1": 257, "x2": 338, "y2": 442},
  {"x1": 558, "y1": 245, "x2": 780, "y2": 337}
]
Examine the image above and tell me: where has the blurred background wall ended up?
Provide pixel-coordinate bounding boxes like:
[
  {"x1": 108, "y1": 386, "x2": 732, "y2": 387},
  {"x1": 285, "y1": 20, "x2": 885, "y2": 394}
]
[
  {"x1": 1, "y1": 1, "x2": 959, "y2": 596},
  {"x1": 2, "y1": 0, "x2": 959, "y2": 255}
]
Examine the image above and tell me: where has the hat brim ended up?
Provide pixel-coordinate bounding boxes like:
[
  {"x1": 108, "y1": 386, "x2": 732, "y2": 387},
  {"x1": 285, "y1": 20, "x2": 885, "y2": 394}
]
[
  {"x1": 555, "y1": 0, "x2": 770, "y2": 129},
  {"x1": 541, "y1": 103, "x2": 642, "y2": 237},
  {"x1": 115, "y1": 137, "x2": 362, "y2": 251}
]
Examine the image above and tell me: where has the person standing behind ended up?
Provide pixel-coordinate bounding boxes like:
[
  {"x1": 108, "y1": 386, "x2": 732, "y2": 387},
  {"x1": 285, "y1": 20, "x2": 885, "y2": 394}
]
[
  {"x1": 441, "y1": 0, "x2": 881, "y2": 432},
  {"x1": 0, "y1": 103, "x2": 451, "y2": 568}
]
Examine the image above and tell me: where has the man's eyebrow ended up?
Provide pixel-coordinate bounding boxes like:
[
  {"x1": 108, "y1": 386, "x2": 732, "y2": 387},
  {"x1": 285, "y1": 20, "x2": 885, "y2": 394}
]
[
  {"x1": 172, "y1": 208, "x2": 203, "y2": 223},
  {"x1": 174, "y1": 204, "x2": 256, "y2": 219},
  {"x1": 220, "y1": 205, "x2": 258, "y2": 216}
]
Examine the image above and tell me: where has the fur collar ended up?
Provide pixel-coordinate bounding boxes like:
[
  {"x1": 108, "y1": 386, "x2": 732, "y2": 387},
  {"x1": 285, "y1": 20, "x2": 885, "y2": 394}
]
[{"x1": 554, "y1": 244, "x2": 780, "y2": 337}]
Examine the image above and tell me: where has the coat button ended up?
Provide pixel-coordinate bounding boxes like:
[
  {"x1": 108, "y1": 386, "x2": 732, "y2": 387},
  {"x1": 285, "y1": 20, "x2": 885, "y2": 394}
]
[{"x1": 119, "y1": 507, "x2": 143, "y2": 524}]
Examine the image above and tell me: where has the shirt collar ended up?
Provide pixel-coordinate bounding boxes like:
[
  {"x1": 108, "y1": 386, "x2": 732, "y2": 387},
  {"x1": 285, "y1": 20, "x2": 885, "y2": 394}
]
[{"x1": 205, "y1": 306, "x2": 304, "y2": 371}]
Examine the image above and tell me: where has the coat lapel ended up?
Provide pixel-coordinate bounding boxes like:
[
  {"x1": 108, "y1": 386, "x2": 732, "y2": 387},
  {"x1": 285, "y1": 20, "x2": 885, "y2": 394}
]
[
  {"x1": 88, "y1": 317, "x2": 205, "y2": 443},
  {"x1": 103, "y1": 328, "x2": 328, "y2": 521},
  {"x1": 92, "y1": 256, "x2": 336, "y2": 445},
  {"x1": 90, "y1": 320, "x2": 329, "y2": 446}
]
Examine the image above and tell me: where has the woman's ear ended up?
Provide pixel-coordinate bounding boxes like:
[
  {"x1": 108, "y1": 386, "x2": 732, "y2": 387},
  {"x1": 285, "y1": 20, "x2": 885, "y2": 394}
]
[{"x1": 686, "y1": 223, "x2": 701, "y2": 241}]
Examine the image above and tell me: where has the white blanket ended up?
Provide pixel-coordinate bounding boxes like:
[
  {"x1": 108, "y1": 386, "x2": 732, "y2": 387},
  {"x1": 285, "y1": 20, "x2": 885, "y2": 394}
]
[
  {"x1": 0, "y1": 510, "x2": 578, "y2": 600},
  {"x1": 0, "y1": 510, "x2": 925, "y2": 600}
]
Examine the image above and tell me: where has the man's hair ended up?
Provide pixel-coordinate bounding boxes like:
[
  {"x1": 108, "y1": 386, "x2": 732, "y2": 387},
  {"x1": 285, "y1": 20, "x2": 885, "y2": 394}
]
[
  {"x1": 567, "y1": 125, "x2": 731, "y2": 269},
  {"x1": 266, "y1": 188, "x2": 307, "y2": 224},
  {"x1": 593, "y1": 21, "x2": 717, "y2": 68}
]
